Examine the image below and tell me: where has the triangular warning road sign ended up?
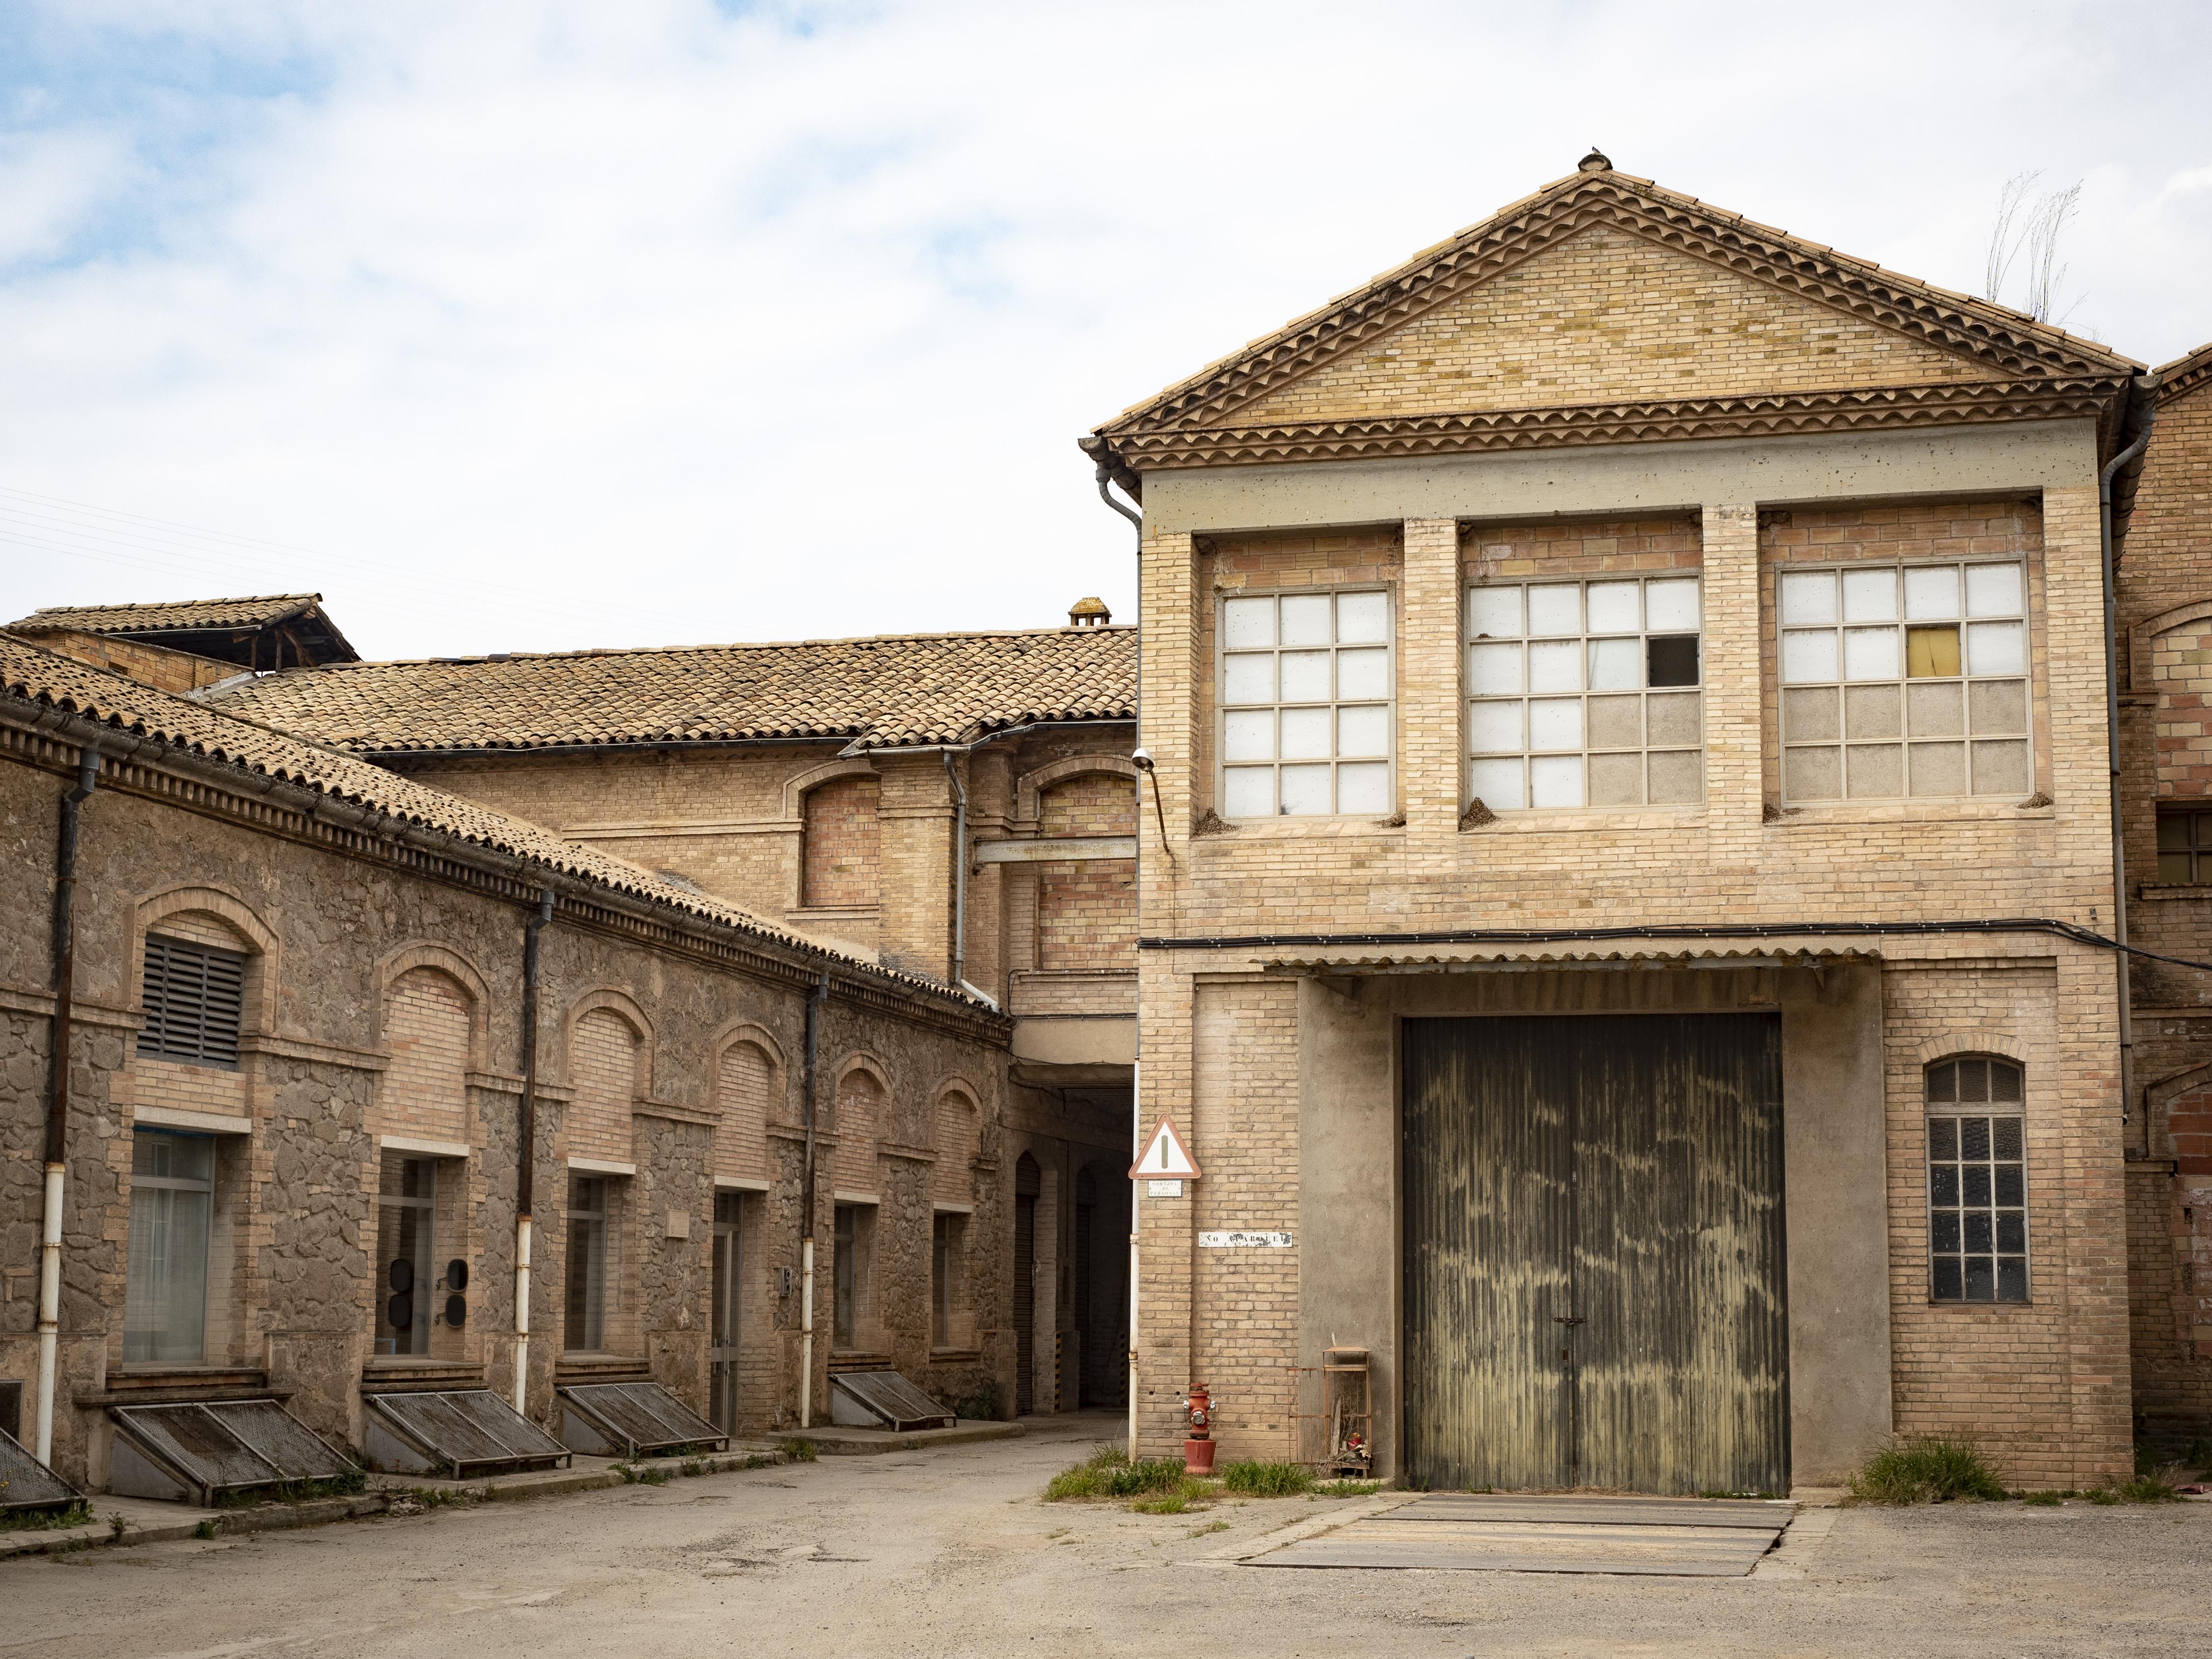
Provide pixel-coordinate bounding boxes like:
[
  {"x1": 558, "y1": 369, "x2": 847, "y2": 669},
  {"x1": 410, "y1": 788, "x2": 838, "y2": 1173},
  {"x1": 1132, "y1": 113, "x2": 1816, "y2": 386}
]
[{"x1": 1130, "y1": 1117, "x2": 1201, "y2": 1180}]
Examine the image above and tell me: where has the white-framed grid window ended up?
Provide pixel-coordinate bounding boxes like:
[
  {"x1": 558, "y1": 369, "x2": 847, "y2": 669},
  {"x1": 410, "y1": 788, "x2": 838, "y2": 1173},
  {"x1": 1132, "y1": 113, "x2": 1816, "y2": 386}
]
[
  {"x1": 1219, "y1": 590, "x2": 1393, "y2": 818},
  {"x1": 1465, "y1": 576, "x2": 1703, "y2": 810},
  {"x1": 1779, "y1": 560, "x2": 2031, "y2": 803}
]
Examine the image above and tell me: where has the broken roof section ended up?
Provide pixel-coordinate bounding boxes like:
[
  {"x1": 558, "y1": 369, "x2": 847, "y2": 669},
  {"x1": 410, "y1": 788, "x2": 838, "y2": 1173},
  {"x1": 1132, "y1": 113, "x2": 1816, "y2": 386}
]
[
  {"x1": 0, "y1": 632, "x2": 994, "y2": 1010},
  {"x1": 8, "y1": 592, "x2": 359, "y2": 669},
  {"x1": 204, "y1": 625, "x2": 1137, "y2": 756},
  {"x1": 1085, "y1": 155, "x2": 2144, "y2": 486}
]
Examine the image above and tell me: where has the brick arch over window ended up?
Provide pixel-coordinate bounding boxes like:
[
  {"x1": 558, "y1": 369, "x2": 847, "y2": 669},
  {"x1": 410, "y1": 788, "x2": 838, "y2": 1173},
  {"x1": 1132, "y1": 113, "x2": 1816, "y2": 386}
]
[
  {"x1": 713, "y1": 1023, "x2": 786, "y2": 1182},
  {"x1": 832, "y1": 1055, "x2": 889, "y2": 1191},
  {"x1": 1016, "y1": 754, "x2": 1139, "y2": 823},
  {"x1": 801, "y1": 774, "x2": 882, "y2": 910},
  {"x1": 565, "y1": 991, "x2": 650, "y2": 1167},
  {"x1": 134, "y1": 883, "x2": 279, "y2": 1035},
  {"x1": 932, "y1": 1081, "x2": 982, "y2": 1205},
  {"x1": 375, "y1": 943, "x2": 490, "y2": 1070},
  {"x1": 2139, "y1": 603, "x2": 2212, "y2": 797},
  {"x1": 1034, "y1": 773, "x2": 1138, "y2": 973},
  {"x1": 377, "y1": 967, "x2": 476, "y2": 1146}
]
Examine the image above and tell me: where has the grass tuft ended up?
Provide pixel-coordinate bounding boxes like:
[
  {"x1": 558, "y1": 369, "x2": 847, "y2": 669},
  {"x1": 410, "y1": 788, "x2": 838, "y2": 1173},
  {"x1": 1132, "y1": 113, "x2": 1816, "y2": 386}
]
[
  {"x1": 785, "y1": 1438, "x2": 820, "y2": 1464},
  {"x1": 2117, "y1": 1472, "x2": 2184, "y2": 1503},
  {"x1": 1846, "y1": 1437, "x2": 2008, "y2": 1505},
  {"x1": 1130, "y1": 1493, "x2": 1192, "y2": 1514},
  {"x1": 1218, "y1": 1460, "x2": 1314, "y2": 1498},
  {"x1": 2021, "y1": 1490, "x2": 2065, "y2": 1506},
  {"x1": 0, "y1": 1500, "x2": 91, "y2": 1533},
  {"x1": 1043, "y1": 1445, "x2": 1220, "y2": 1510},
  {"x1": 1313, "y1": 1478, "x2": 1382, "y2": 1498}
]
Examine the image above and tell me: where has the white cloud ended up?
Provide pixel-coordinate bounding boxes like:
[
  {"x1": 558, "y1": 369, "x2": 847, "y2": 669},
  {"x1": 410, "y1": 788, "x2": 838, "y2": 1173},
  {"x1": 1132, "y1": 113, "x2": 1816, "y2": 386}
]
[{"x1": 0, "y1": 0, "x2": 2208, "y2": 659}]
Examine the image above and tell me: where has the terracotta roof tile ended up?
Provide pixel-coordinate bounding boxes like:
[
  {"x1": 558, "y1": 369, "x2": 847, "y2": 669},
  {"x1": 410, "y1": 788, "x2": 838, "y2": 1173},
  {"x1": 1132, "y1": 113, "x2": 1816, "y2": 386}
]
[
  {"x1": 0, "y1": 633, "x2": 970, "y2": 999},
  {"x1": 206, "y1": 627, "x2": 1137, "y2": 755},
  {"x1": 11, "y1": 593, "x2": 323, "y2": 635}
]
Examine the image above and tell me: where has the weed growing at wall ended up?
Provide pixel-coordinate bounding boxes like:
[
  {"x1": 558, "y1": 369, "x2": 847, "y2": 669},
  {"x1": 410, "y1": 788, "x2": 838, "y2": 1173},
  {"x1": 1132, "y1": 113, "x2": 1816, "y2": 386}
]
[
  {"x1": 0, "y1": 1500, "x2": 90, "y2": 1532},
  {"x1": 1845, "y1": 1438, "x2": 2008, "y2": 1504},
  {"x1": 1218, "y1": 1460, "x2": 1313, "y2": 1498}
]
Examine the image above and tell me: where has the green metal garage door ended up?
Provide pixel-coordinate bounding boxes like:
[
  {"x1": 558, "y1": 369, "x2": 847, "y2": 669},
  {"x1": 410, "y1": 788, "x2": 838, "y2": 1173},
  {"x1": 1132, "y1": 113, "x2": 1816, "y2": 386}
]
[{"x1": 1402, "y1": 1013, "x2": 1788, "y2": 1496}]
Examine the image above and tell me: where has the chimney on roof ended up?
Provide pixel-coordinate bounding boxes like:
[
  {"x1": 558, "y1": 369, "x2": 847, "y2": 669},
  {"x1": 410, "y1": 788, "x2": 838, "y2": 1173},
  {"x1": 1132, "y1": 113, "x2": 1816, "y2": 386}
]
[
  {"x1": 1577, "y1": 147, "x2": 1612, "y2": 173},
  {"x1": 1068, "y1": 596, "x2": 1111, "y2": 628}
]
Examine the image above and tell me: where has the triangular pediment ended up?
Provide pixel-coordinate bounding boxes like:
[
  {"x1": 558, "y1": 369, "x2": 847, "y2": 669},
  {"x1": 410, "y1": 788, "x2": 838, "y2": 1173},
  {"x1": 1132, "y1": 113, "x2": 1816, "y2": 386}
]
[{"x1": 1087, "y1": 165, "x2": 2139, "y2": 475}]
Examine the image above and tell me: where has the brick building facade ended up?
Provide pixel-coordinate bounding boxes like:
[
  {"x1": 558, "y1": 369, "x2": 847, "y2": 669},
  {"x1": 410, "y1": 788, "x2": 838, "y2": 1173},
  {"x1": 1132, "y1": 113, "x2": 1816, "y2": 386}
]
[{"x1": 1085, "y1": 154, "x2": 2173, "y2": 1492}]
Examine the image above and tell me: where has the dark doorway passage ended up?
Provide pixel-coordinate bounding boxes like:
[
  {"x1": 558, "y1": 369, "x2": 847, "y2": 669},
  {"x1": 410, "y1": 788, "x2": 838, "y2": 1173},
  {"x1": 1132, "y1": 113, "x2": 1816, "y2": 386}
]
[{"x1": 1013, "y1": 1153, "x2": 1039, "y2": 1415}]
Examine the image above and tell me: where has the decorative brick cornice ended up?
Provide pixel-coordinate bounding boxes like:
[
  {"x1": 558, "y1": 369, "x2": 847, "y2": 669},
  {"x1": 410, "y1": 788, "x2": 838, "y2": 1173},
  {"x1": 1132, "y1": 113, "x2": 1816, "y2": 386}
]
[
  {"x1": 2157, "y1": 340, "x2": 2212, "y2": 405},
  {"x1": 1094, "y1": 377, "x2": 2128, "y2": 473},
  {"x1": 1090, "y1": 171, "x2": 2138, "y2": 458}
]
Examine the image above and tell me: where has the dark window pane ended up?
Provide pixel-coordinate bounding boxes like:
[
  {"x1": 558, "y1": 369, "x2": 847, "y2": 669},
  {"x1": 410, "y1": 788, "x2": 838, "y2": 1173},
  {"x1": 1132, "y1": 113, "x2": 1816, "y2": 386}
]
[
  {"x1": 1928, "y1": 1117, "x2": 1958, "y2": 1158},
  {"x1": 1933, "y1": 1257, "x2": 1964, "y2": 1300},
  {"x1": 1932, "y1": 1213, "x2": 1961, "y2": 1253},
  {"x1": 1963, "y1": 1166, "x2": 1991, "y2": 1207},
  {"x1": 2196, "y1": 812, "x2": 2212, "y2": 844},
  {"x1": 1647, "y1": 635, "x2": 1700, "y2": 688},
  {"x1": 1961, "y1": 1116, "x2": 1991, "y2": 1160},
  {"x1": 1963, "y1": 1258, "x2": 1996, "y2": 1301},
  {"x1": 1931, "y1": 1165, "x2": 1961, "y2": 1206},
  {"x1": 2159, "y1": 851, "x2": 2195, "y2": 883},
  {"x1": 1927, "y1": 1064, "x2": 1956, "y2": 1104},
  {"x1": 1994, "y1": 1165, "x2": 2024, "y2": 1206},
  {"x1": 2159, "y1": 814, "x2": 2191, "y2": 851},
  {"x1": 1997, "y1": 1258, "x2": 2029, "y2": 1302},
  {"x1": 1958, "y1": 1059, "x2": 1988, "y2": 1102},
  {"x1": 1963, "y1": 1212, "x2": 1993, "y2": 1253},
  {"x1": 1992, "y1": 1118, "x2": 2022, "y2": 1160},
  {"x1": 1996, "y1": 1212, "x2": 2026, "y2": 1253},
  {"x1": 1990, "y1": 1063, "x2": 2021, "y2": 1104}
]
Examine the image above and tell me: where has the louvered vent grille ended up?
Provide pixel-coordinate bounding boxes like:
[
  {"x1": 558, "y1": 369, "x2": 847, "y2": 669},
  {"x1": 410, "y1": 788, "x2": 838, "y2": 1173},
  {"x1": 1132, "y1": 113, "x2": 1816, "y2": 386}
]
[{"x1": 138, "y1": 936, "x2": 246, "y2": 1068}]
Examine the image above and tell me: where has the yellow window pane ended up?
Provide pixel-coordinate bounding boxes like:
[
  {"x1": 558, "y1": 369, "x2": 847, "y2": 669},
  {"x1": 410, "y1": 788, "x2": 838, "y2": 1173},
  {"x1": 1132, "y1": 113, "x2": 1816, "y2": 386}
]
[{"x1": 1906, "y1": 625, "x2": 1961, "y2": 678}]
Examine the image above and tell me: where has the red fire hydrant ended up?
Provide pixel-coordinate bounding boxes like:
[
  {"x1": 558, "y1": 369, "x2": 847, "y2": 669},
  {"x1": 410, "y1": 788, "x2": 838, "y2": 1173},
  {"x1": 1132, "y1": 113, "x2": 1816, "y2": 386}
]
[{"x1": 1183, "y1": 1384, "x2": 1215, "y2": 1475}]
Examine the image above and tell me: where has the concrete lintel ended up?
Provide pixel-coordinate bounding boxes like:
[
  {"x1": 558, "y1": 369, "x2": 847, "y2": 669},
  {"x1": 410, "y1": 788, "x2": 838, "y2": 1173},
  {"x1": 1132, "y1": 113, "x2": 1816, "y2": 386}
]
[
  {"x1": 1142, "y1": 419, "x2": 2098, "y2": 535},
  {"x1": 974, "y1": 835, "x2": 1136, "y2": 865},
  {"x1": 134, "y1": 1104, "x2": 254, "y2": 1136},
  {"x1": 1011, "y1": 1015, "x2": 1136, "y2": 1066}
]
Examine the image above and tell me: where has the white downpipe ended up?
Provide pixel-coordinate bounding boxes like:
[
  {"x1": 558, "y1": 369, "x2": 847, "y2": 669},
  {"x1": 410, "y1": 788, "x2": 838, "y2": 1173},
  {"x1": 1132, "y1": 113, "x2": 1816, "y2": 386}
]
[
  {"x1": 34, "y1": 1163, "x2": 62, "y2": 1465},
  {"x1": 512, "y1": 1216, "x2": 531, "y2": 1414},
  {"x1": 1127, "y1": 1059, "x2": 1140, "y2": 1463},
  {"x1": 799, "y1": 1237, "x2": 816, "y2": 1428}
]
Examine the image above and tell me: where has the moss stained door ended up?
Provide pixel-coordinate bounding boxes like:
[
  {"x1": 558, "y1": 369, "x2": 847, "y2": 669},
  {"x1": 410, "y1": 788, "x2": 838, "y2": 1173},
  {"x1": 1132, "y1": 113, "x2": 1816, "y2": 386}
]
[{"x1": 1402, "y1": 1013, "x2": 1788, "y2": 1495}]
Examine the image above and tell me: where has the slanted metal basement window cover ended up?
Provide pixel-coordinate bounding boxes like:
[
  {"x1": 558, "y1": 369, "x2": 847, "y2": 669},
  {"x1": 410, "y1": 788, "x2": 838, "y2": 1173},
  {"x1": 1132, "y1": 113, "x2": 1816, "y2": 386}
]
[
  {"x1": 108, "y1": 1400, "x2": 355, "y2": 1504},
  {"x1": 363, "y1": 1390, "x2": 571, "y2": 1479},
  {"x1": 556, "y1": 1382, "x2": 728, "y2": 1458},
  {"x1": 0, "y1": 1425, "x2": 82, "y2": 1514},
  {"x1": 831, "y1": 1370, "x2": 956, "y2": 1433}
]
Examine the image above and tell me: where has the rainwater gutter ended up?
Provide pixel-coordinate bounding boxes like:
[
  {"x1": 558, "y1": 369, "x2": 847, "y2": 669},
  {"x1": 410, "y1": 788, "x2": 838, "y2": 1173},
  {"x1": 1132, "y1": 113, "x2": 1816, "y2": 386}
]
[
  {"x1": 1093, "y1": 457, "x2": 1146, "y2": 1463},
  {"x1": 799, "y1": 969, "x2": 828, "y2": 1428},
  {"x1": 2100, "y1": 374, "x2": 2160, "y2": 1145},
  {"x1": 34, "y1": 743, "x2": 97, "y2": 1467},
  {"x1": 513, "y1": 886, "x2": 554, "y2": 1415}
]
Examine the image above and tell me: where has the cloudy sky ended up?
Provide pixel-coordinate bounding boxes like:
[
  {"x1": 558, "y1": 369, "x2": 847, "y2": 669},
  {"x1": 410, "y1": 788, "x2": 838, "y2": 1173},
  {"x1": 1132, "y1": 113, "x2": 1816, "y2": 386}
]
[{"x1": 1, "y1": 1, "x2": 2207, "y2": 661}]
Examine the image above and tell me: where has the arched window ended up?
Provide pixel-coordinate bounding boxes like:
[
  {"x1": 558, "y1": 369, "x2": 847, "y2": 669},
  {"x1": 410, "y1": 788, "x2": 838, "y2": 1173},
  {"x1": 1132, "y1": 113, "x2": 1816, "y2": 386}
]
[
  {"x1": 1924, "y1": 1056, "x2": 2027, "y2": 1304},
  {"x1": 802, "y1": 776, "x2": 881, "y2": 909}
]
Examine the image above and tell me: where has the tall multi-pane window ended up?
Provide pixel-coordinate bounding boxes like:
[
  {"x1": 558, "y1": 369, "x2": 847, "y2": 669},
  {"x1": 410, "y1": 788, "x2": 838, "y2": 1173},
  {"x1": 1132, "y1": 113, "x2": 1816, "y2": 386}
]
[
  {"x1": 1926, "y1": 1056, "x2": 2028, "y2": 1303},
  {"x1": 565, "y1": 1176, "x2": 608, "y2": 1352},
  {"x1": 374, "y1": 1154, "x2": 437, "y2": 1357},
  {"x1": 124, "y1": 1132, "x2": 213, "y2": 1363},
  {"x1": 1465, "y1": 577, "x2": 1703, "y2": 810},
  {"x1": 1219, "y1": 590, "x2": 1392, "y2": 818},
  {"x1": 1779, "y1": 561, "x2": 2031, "y2": 802}
]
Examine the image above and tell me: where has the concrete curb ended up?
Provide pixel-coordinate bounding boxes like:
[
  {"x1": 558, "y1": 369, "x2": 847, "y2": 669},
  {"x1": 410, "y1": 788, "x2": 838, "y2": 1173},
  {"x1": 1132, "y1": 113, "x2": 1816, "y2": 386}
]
[
  {"x1": 1186, "y1": 1492, "x2": 1419, "y2": 1567},
  {"x1": 767, "y1": 1420, "x2": 1026, "y2": 1457},
  {"x1": 1, "y1": 1447, "x2": 789, "y2": 1562}
]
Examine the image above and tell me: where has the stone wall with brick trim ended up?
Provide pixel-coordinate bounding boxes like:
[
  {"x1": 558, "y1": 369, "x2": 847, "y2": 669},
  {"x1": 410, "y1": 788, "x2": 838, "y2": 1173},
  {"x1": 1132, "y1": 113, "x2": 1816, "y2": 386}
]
[
  {"x1": 1233, "y1": 221, "x2": 1996, "y2": 427},
  {"x1": 0, "y1": 732, "x2": 1016, "y2": 1487}
]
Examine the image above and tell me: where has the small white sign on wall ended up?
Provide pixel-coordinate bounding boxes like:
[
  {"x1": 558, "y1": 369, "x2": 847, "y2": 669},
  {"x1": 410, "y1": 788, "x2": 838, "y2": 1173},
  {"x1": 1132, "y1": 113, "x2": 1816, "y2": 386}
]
[
  {"x1": 1197, "y1": 1230, "x2": 1295, "y2": 1249},
  {"x1": 1146, "y1": 1179, "x2": 1184, "y2": 1198}
]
